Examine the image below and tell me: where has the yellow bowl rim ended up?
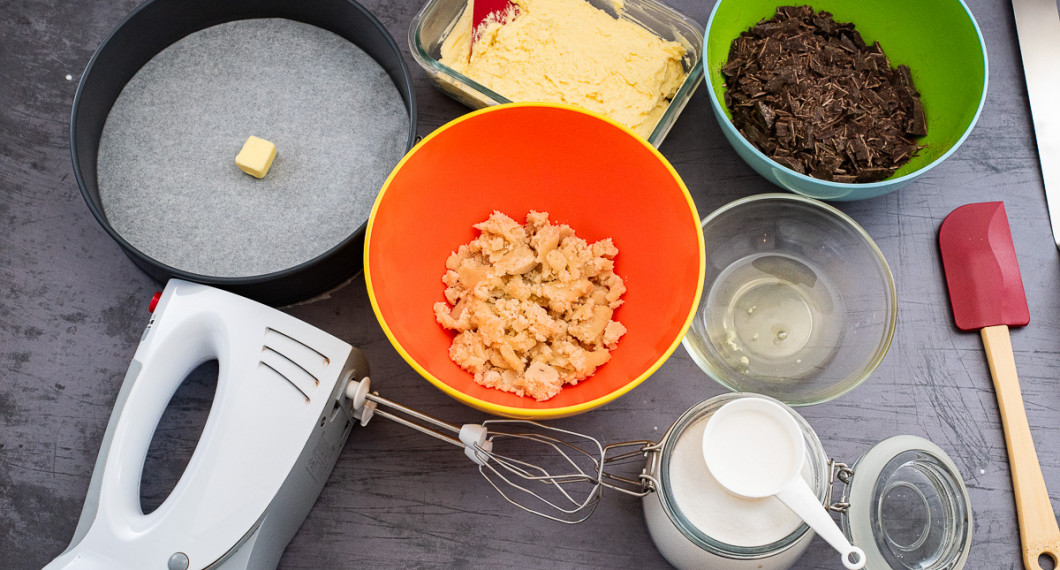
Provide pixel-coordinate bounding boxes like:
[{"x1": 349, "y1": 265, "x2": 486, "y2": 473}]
[{"x1": 364, "y1": 101, "x2": 706, "y2": 419}]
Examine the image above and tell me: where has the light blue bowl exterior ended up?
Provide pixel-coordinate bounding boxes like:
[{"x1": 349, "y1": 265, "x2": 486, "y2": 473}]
[{"x1": 703, "y1": 0, "x2": 989, "y2": 201}]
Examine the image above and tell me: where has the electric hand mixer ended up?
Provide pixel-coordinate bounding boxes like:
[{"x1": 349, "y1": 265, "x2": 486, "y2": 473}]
[{"x1": 47, "y1": 280, "x2": 651, "y2": 569}]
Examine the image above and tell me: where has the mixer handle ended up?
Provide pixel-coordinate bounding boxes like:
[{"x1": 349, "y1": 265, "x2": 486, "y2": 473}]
[{"x1": 102, "y1": 290, "x2": 226, "y2": 523}]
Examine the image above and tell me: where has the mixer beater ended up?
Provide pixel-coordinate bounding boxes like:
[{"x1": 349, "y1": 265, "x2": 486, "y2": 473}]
[{"x1": 347, "y1": 377, "x2": 659, "y2": 523}]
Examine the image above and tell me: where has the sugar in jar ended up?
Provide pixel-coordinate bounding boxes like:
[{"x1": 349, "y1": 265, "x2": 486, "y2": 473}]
[
  {"x1": 641, "y1": 392, "x2": 973, "y2": 570},
  {"x1": 642, "y1": 393, "x2": 827, "y2": 569}
]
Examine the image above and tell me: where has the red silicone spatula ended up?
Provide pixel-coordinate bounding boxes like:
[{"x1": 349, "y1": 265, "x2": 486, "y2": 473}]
[
  {"x1": 939, "y1": 201, "x2": 1060, "y2": 569},
  {"x1": 471, "y1": 0, "x2": 515, "y2": 53}
]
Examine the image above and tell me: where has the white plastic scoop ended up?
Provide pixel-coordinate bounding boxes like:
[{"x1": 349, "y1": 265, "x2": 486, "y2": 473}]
[{"x1": 702, "y1": 398, "x2": 866, "y2": 569}]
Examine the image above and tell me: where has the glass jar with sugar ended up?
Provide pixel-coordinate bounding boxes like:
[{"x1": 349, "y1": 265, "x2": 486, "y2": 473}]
[{"x1": 641, "y1": 393, "x2": 972, "y2": 569}]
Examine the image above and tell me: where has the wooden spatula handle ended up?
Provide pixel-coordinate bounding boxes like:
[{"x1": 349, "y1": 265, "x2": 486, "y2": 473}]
[{"x1": 981, "y1": 325, "x2": 1060, "y2": 568}]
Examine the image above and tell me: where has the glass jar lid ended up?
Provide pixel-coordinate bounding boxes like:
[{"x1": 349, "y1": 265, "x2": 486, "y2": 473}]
[{"x1": 841, "y1": 435, "x2": 972, "y2": 570}]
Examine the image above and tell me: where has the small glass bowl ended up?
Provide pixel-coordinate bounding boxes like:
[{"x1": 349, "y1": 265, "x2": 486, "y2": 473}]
[
  {"x1": 408, "y1": 0, "x2": 704, "y2": 147},
  {"x1": 682, "y1": 194, "x2": 897, "y2": 406}
]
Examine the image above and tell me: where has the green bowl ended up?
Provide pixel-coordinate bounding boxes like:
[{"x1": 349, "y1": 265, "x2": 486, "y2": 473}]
[{"x1": 704, "y1": 0, "x2": 987, "y2": 200}]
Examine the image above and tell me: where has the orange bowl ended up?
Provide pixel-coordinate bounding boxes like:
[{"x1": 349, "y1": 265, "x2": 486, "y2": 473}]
[{"x1": 365, "y1": 103, "x2": 705, "y2": 419}]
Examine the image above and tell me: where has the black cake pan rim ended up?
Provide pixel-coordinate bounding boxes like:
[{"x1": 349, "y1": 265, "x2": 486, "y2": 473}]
[{"x1": 70, "y1": 0, "x2": 418, "y2": 306}]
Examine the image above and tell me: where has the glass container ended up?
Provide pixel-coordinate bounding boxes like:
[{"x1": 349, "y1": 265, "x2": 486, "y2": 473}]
[
  {"x1": 643, "y1": 393, "x2": 829, "y2": 570},
  {"x1": 682, "y1": 194, "x2": 897, "y2": 406},
  {"x1": 642, "y1": 394, "x2": 972, "y2": 570},
  {"x1": 408, "y1": 0, "x2": 704, "y2": 147}
]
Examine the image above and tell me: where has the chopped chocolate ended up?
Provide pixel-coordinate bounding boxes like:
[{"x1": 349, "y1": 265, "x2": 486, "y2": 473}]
[
  {"x1": 722, "y1": 5, "x2": 927, "y2": 183},
  {"x1": 756, "y1": 101, "x2": 777, "y2": 129},
  {"x1": 907, "y1": 98, "x2": 928, "y2": 137}
]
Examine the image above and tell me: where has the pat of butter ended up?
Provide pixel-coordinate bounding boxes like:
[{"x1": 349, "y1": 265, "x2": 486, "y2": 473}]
[{"x1": 236, "y1": 136, "x2": 276, "y2": 178}]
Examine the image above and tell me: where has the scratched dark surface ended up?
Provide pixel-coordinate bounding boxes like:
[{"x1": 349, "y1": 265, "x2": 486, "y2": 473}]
[{"x1": 2, "y1": 0, "x2": 1059, "y2": 568}]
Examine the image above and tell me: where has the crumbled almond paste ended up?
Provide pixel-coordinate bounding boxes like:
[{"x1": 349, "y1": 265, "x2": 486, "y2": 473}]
[{"x1": 434, "y1": 211, "x2": 627, "y2": 401}]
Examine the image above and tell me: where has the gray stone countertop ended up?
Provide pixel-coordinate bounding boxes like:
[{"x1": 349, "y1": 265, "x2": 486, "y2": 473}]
[{"x1": 2, "y1": 0, "x2": 1059, "y2": 568}]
